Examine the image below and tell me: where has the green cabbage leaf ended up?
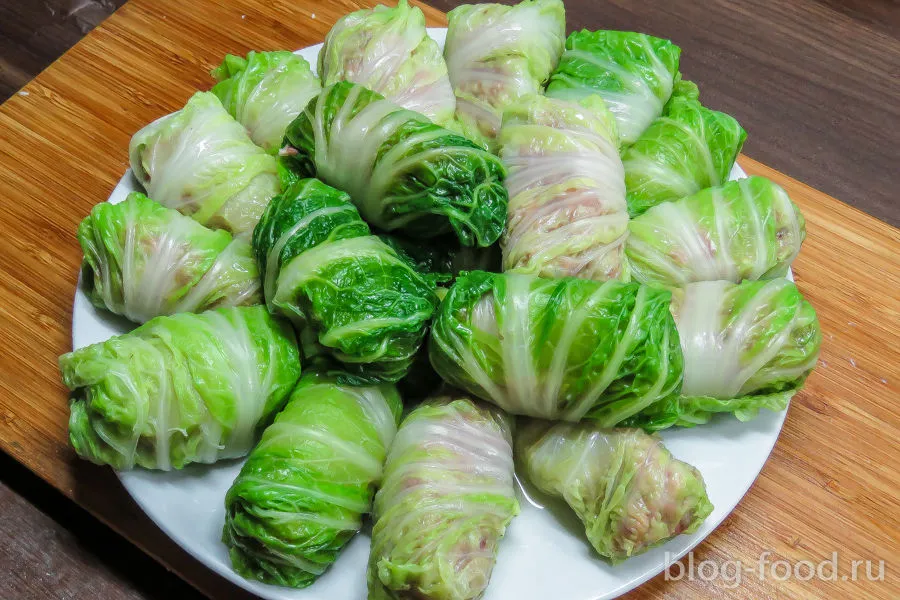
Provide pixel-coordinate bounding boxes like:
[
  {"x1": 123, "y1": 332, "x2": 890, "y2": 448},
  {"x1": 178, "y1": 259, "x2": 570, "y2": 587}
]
[
  {"x1": 369, "y1": 395, "x2": 518, "y2": 600},
  {"x1": 379, "y1": 232, "x2": 501, "y2": 287},
  {"x1": 626, "y1": 279, "x2": 821, "y2": 430},
  {"x1": 428, "y1": 271, "x2": 683, "y2": 424},
  {"x1": 252, "y1": 178, "x2": 438, "y2": 383},
  {"x1": 444, "y1": 0, "x2": 566, "y2": 149},
  {"x1": 223, "y1": 372, "x2": 401, "y2": 588},
  {"x1": 499, "y1": 94, "x2": 628, "y2": 280},
  {"x1": 59, "y1": 306, "x2": 300, "y2": 470},
  {"x1": 78, "y1": 192, "x2": 261, "y2": 323},
  {"x1": 666, "y1": 78, "x2": 700, "y2": 106},
  {"x1": 129, "y1": 91, "x2": 280, "y2": 236},
  {"x1": 625, "y1": 177, "x2": 806, "y2": 287},
  {"x1": 517, "y1": 420, "x2": 712, "y2": 563},
  {"x1": 279, "y1": 82, "x2": 508, "y2": 247},
  {"x1": 623, "y1": 83, "x2": 746, "y2": 217},
  {"x1": 212, "y1": 50, "x2": 321, "y2": 153},
  {"x1": 319, "y1": 0, "x2": 455, "y2": 124},
  {"x1": 546, "y1": 30, "x2": 681, "y2": 146}
]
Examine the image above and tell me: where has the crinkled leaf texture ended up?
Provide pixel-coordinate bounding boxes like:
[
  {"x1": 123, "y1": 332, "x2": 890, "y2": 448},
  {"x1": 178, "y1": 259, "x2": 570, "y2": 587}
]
[
  {"x1": 546, "y1": 30, "x2": 681, "y2": 146},
  {"x1": 369, "y1": 395, "x2": 518, "y2": 600},
  {"x1": 428, "y1": 271, "x2": 684, "y2": 424},
  {"x1": 623, "y1": 82, "x2": 746, "y2": 217},
  {"x1": 625, "y1": 177, "x2": 806, "y2": 288},
  {"x1": 517, "y1": 420, "x2": 712, "y2": 563},
  {"x1": 626, "y1": 279, "x2": 821, "y2": 430},
  {"x1": 129, "y1": 91, "x2": 280, "y2": 236},
  {"x1": 78, "y1": 192, "x2": 261, "y2": 324},
  {"x1": 223, "y1": 372, "x2": 402, "y2": 588},
  {"x1": 280, "y1": 82, "x2": 508, "y2": 247},
  {"x1": 444, "y1": 0, "x2": 566, "y2": 150},
  {"x1": 319, "y1": 0, "x2": 455, "y2": 125},
  {"x1": 252, "y1": 178, "x2": 438, "y2": 383},
  {"x1": 499, "y1": 94, "x2": 629, "y2": 280},
  {"x1": 369, "y1": 229, "x2": 502, "y2": 399},
  {"x1": 59, "y1": 306, "x2": 300, "y2": 470},
  {"x1": 212, "y1": 50, "x2": 321, "y2": 153},
  {"x1": 379, "y1": 232, "x2": 502, "y2": 287}
]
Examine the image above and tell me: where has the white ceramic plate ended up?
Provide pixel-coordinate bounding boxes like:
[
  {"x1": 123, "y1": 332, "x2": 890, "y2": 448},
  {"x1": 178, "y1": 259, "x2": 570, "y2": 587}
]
[{"x1": 71, "y1": 28, "x2": 787, "y2": 600}]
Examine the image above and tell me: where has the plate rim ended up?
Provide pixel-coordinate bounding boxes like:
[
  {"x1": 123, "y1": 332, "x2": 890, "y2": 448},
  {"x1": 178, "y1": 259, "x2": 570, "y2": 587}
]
[{"x1": 68, "y1": 27, "x2": 789, "y2": 600}]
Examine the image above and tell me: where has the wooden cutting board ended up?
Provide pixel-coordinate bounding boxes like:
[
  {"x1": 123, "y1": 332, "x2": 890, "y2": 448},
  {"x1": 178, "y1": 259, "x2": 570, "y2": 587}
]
[{"x1": 0, "y1": 0, "x2": 897, "y2": 598}]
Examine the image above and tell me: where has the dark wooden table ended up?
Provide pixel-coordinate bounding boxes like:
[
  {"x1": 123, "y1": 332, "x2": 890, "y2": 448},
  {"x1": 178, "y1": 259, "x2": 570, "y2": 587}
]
[{"x1": 0, "y1": 1, "x2": 897, "y2": 599}]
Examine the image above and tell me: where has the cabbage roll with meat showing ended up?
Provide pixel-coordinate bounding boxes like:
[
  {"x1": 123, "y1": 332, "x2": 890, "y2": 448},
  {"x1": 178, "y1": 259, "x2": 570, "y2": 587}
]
[
  {"x1": 212, "y1": 50, "x2": 321, "y2": 153},
  {"x1": 625, "y1": 177, "x2": 805, "y2": 288},
  {"x1": 129, "y1": 92, "x2": 280, "y2": 236},
  {"x1": 59, "y1": 306, "x2": 300, "y2": 470},
  {"x1": 319, "y1": 0, "x2": 455, "y2": 124},
  {"x1": 78, "y1": 192, "x2": 260, "y2": 323},
  {"x1": 626, "y1": 278, "x2": 821, "y2": 430},
  {"x1": 498, "y1": 94, "x2": 628, "y2": 280},
  {"x1": 444, "y1": 0, "x2": 565, "y2": 150},
  {"x1": 368, "y1": 394, "x2": 518, "y2": 600},
  {"x1": 517, "y1": 420, "x2": 712, "y2": 563}
]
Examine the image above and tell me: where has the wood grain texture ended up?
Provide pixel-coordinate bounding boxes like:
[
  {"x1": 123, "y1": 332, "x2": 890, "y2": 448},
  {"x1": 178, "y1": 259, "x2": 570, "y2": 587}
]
[
  {"x1": 622, "y1": 156, "x2": 900, "y2": 599},
  {"x1": 0, "y1": 453, "x2": 203, "y2": 600},
  {"x1": 430, "y1": 0, "x2": 900, "y2": 227},
  {"x1": 5, "y1": 0, "x2": 897, "y2": 224},
  {"x1": 0, "y1": 1, "x2": 897, "y2": 599},
  {"x1": 0, "y1": 0, "x2": 127, "y2": 100}
]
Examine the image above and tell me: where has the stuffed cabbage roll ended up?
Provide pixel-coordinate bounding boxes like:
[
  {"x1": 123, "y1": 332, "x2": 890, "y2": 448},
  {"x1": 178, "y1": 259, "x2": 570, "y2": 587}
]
[
  {"x1": 517, "y1": 420, "x2": 712, "y2": 563},
  {"x1": 211, "y1": 50, "x2": 321, "y2": 153},
  {"x1": 368, "y1": 395, "x2": 518, "y2": 600},
  {"x1": 223, "y1": 372, "x2": 402, "y2": 588},
  {"x1": 319, "y1": 0, "x2": 455, "y2": 124},
  {"x1": 627, "y1": 279, "x2": 821, "y2": 430},
  {"x1": 625, "y1": 177, "x2": 806, "y2": 287},
  {"x1": 78, "y1": 192, "x2": 261, "y2": 323},
  {"x1": 253, "y1": 178, "x2": 438, "y2": 383},
  {"x1": 499, "y1": 94, "x2": 629, "y2": 280},
  {"x1": 444, "y1": 0, "x2": 566, "y2": 150},
  {"x1": 546, "y1": 30, "x2": 681, "y2": 146},
  {"x1": 429, "y1": 271, "x2": 683, "y2": 423},
  {"x1": 623, "y1": 84, "x2": 746, "y2": 217},
  {"x1": 279, "y1": 82, "x2": 507, "y2": 247},
  {"x1": 129, "y1": 92, "x2": 280, "y2": 236},
  {"x1": 59, "y1": 306, "x2": 300, "y2": 470}
]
